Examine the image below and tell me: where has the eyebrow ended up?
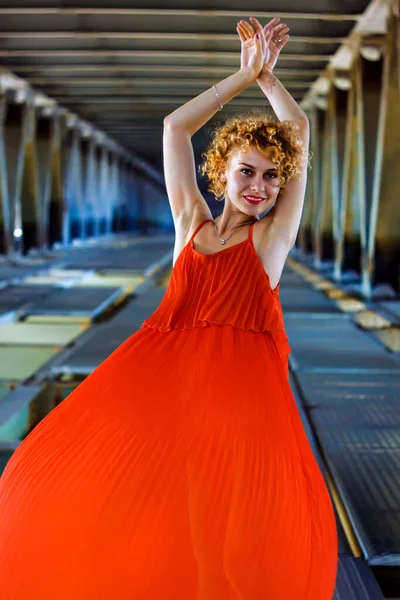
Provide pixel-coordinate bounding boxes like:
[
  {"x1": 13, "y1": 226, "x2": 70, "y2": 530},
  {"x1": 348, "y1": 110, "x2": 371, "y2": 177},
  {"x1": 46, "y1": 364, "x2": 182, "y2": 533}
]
[{"x1": 238, "y1": 162, "x2": 277, "y2": 172}]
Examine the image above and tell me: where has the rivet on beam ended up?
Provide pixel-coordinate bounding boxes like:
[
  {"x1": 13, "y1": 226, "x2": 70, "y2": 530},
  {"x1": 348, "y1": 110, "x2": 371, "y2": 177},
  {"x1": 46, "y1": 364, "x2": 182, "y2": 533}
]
[{"x1": 360, "y1": 45, "x2": 382, "y2": 61}]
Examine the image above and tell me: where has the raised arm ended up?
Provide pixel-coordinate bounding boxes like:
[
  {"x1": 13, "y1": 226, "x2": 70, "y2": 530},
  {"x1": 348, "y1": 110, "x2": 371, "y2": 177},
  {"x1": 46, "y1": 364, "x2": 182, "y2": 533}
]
[
  {"x1": 238, "y1": 17, "x2": 310, "y2": 247},
  {"x1": 163, "y1": 31, "x2": 266, "y2": 231}
]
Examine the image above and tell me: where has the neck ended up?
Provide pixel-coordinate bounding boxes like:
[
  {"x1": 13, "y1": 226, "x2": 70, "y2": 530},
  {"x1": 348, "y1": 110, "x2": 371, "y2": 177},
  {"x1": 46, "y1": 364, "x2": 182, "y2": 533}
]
[{"x1": 215, "y1": 215, "x2": 257, "y2": 236}]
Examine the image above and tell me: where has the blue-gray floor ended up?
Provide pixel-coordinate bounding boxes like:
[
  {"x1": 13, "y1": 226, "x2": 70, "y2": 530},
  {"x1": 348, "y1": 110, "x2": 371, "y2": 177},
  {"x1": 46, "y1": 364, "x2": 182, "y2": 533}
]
[{"x1": 0, "y1": 233, "x2": 399, "y2": 598}]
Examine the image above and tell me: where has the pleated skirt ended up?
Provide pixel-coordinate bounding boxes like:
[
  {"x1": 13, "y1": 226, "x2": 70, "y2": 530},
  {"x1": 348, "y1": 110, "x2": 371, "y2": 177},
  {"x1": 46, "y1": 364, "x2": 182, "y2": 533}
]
[{"x1": 0, "y1": 324, "x2": 338, "y2": 599}]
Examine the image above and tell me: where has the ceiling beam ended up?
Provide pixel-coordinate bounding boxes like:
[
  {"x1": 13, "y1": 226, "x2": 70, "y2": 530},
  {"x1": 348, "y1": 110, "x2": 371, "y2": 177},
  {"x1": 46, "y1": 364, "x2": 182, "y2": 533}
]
[
  {"x1": 0, "y1": 9, "x2": 361, "y2": 21},
  {"x1": 26, "y1": 78, "x2": 312, "y2": 89},
  {"x1": 52, "y1": 97, "x2": 303, "y2": 107},
  {"x1": 10, "y1": 65, "x2": 322, "y2": 76},
  {"x1": 0, "y1": 50, "x2": 331, "y2": 61},
  {"x1": 0, "y1": 32, "x2": 344, "y2": 44}
]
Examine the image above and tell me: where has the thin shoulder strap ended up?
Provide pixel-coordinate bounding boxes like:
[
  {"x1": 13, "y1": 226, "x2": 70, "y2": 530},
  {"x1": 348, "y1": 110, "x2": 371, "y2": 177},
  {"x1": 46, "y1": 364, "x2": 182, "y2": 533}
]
[
  {"x1": 248, "y1": 221, "x2": 256, "y2": 244},
  {"x1": 189, "y1": 219, "x2": 213, "y2": 243}
]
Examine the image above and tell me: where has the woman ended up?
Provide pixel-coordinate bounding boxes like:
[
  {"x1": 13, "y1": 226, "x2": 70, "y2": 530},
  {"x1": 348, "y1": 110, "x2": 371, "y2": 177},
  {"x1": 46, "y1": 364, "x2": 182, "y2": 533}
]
[{"x1": 0, "y1": 16, "x2": 338, "y2": 599}]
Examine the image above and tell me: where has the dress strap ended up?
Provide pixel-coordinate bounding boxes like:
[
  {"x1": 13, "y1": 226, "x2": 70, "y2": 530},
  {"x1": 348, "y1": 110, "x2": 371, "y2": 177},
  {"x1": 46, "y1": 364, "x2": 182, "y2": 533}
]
[
  {"x1": 248, "y1": 221, "x2": 256, "y2": 245},
  {"x1": 189, "y1": 219, "x2": 213, "y2": 243}
]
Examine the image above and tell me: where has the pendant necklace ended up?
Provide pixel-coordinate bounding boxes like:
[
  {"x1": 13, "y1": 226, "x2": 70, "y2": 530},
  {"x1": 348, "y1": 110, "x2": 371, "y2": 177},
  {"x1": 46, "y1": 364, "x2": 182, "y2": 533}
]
[{"x1": 214, "y1": 220, "x2": 256, "y2": 245}]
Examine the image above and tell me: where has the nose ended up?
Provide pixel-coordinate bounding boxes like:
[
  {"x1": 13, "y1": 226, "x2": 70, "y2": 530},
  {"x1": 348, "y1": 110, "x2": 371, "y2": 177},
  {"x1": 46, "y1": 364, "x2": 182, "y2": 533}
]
[{"x1": 250, "y1": 176, "x2": 265, "y2": 193}]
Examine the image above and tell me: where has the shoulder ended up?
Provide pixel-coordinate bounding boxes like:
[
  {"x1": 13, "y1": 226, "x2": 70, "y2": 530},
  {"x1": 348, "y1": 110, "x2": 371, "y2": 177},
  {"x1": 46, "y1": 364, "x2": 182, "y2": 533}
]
[
  {"x1": 179, "y1": 208, "x2": 214, "y2": 246},
  {"x1": 252, "y1": 213, "x2": 275, "y2": 253},
  {"x1": 172, "y1": 208, "x2": 213, "y2": 263}
]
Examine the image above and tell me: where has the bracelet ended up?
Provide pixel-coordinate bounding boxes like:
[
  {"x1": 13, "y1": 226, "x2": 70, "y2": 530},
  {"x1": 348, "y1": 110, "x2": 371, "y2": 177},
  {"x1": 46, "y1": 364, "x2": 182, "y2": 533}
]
[{"x1": 212, "y1": 85, "x2": 223, "y2": 111}]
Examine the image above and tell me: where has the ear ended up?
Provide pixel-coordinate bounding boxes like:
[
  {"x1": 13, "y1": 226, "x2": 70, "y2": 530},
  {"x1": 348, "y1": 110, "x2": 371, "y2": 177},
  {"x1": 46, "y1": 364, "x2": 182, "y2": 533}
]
[{"x1": 219, "y1": 172, "x2": 227, "y2": 182}]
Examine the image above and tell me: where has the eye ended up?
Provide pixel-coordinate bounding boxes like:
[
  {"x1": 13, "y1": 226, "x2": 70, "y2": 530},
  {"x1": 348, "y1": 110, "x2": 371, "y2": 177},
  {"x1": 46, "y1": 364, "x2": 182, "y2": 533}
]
[
  {"x1": 240, "y1": 168, "x2": 252, "y2": 175},
  {"x1": 265, "y1": 172, "x2": 278, "y2": 179}
]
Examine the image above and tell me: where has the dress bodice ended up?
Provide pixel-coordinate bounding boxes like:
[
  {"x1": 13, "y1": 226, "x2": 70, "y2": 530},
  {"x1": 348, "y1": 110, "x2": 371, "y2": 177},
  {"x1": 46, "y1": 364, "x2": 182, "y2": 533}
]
[{"x1": 141, "y1": 219, "x2": 290, "y2": 365}]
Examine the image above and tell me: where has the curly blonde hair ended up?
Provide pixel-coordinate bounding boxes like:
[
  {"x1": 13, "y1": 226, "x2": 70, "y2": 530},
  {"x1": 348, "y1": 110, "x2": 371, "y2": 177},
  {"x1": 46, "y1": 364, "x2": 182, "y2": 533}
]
[{"x1": 199, "y1": 111, "x2": 307, "y2": 200}]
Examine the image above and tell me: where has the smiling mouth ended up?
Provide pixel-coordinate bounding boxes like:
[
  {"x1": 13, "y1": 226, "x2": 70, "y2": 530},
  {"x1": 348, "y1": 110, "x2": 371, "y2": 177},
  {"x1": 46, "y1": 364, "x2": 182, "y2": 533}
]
[{"x1": 244, "y1": 196, "x2": 265, "y2": 204}]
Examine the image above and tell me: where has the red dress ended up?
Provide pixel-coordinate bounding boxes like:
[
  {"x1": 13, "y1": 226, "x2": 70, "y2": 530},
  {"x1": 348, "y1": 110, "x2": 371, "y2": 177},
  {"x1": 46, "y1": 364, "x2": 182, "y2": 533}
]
[{"x1": 0, "y1": 219, "x2": 338, "y2": 599}]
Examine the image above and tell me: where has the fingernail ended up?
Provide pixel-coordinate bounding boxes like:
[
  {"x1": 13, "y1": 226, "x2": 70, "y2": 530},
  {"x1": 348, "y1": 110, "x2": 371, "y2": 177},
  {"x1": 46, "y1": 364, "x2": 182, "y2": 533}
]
[{"x1": 256, "y1": 33, "x2": 260, "y2": 39}]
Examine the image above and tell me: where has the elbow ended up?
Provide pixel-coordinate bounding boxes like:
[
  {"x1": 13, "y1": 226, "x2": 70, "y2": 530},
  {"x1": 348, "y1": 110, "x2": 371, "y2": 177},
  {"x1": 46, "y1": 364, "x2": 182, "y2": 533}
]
[
  {"x1": 163, "y1": 113, "x2": 186, "y2": 128},
  {"x1": 297, "y1": 114, "x2": 309, "y2": 131},
  {"x1": 163, "y1": 116, "x2": 192, "y2": 137},
  {"x1": 163, "y1": 115, "x2": 176, "y2": 129},
  {"x1": 163, "y1": 116, "x2": 184, "y2": 131}
]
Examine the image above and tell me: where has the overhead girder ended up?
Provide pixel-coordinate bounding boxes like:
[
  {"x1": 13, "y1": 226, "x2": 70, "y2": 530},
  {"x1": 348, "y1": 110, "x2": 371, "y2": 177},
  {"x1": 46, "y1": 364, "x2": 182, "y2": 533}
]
[
  {"x1": 299, "y1": 1, "x2": 399, "y2": 296},
  {"x1": 0, "y1": 0, "x2": 398, "y2": 297}
]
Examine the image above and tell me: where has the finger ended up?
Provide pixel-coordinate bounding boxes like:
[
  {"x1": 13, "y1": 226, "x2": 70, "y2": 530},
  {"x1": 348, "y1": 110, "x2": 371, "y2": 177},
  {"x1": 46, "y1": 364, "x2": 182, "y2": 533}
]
[
  {"x1": 262, "y1": 17, "x2": 280, "y2": 34},
  {"x1": 240, "y1": 20, "x2": 255, "y2": 38},
  {"x1": 255, "y1": 32, "x2": 266, "y2": 60},
  {"x1": 274, "y1": 33, "x2": 289, "y2": 52},
  {"x1": 238, "y1": 21, "x2": 252, "y2": 40},
  {"x1": 265, "y1": 28, "x2": 275, "y2": 43},
  {"x1": 236, "y1": 23, "x2": 245, "y2": 38},
  {"x1": 249, "y1": 16, "x2": 264, "y2": 33},
  {"x1": 279, "y1": 34, "x2": 290, "y2": 48},
  {"x1": 236, "y1": 25, "x2": 245, "y2": 43},
  {"x1": 255, "y1": 32, "x2": 263, "y2": 48},
  {"x1": 274, "y1": 24, "x2": 289, "y2": 35},
  {"x1": 259, "y1": 30, "x2": 267, "y2": 56}
]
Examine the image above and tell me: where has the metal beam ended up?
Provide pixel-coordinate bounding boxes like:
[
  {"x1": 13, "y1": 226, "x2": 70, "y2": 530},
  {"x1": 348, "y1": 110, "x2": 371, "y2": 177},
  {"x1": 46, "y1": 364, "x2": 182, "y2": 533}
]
[
  {"x1": 0, "y1": 93, "x2": 11, "y2": 254},
  {"x1": 0, "y1": 9, "x2": 361, "y2": 21},
  {"x1": 10, "y1": 65, "x2": 323, "y2": 76},
  {"x1": 26, "y1": 78, "x2": 313, "y2": 89},
  {"x1": 367, "y1": 3, "x2": 400, "y2": 294},
  {"x1": 0, "y1": 50, "x2": 331, "y2": 61},
  {"x1": 0, "y1": 32, "x2": 345, "y2": 44}
]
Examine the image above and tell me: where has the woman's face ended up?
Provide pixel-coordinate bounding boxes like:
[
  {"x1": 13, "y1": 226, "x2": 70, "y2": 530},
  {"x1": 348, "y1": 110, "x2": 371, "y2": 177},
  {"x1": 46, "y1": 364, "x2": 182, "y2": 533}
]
[{"x1": 220, "y1": 146, "x2": 281, "y2": 215}]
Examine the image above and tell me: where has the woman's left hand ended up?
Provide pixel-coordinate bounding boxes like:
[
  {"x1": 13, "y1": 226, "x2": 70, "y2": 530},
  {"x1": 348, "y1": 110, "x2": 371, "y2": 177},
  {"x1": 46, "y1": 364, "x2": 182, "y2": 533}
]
[{"x1": 237, "y1": 16, "x2": 290, "y2": 77}]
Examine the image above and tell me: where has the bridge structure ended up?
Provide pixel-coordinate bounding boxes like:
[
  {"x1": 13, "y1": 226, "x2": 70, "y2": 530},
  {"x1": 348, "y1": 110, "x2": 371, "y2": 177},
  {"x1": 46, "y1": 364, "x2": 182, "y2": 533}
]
[{"x1": 0, "y1": 0, "x2": 399, "y2": 597}]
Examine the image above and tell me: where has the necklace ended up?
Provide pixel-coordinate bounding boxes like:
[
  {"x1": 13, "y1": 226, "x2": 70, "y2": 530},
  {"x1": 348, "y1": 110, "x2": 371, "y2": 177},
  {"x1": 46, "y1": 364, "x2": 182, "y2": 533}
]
[
  {"x1": 214, "y1": 222, "x2": 233, "y2": 245},
  {"x1": 214, "y1": 220, "x2": 256, "y2": 245}
]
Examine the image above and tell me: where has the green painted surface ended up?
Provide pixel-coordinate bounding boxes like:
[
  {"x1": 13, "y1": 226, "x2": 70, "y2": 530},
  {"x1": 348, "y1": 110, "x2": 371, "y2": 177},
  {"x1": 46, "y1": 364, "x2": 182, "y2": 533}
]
[
  {"x1": 0, "y1": 405, "x2": 29, "y2": 441},
  {"x1": 0, "y1": 346, "x2": 58, "y2": 380},
  {"x1": 0, "y1": 323, "x2": 85, "y2": 346}
]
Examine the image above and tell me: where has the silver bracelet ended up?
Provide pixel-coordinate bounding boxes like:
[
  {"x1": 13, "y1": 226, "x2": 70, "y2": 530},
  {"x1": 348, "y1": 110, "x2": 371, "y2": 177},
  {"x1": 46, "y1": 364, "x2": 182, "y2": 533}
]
[{"x1": 212, "y1": 84, "x2": 223, "y2": 111}]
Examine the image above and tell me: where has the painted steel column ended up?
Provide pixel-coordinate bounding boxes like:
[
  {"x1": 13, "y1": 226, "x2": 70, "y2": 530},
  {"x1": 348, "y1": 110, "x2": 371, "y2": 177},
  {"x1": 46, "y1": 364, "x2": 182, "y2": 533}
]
[
  {"x1": 113, "y1": 155, "x2": 123, "y2": 232},
  {"x1": 84, "y1": 137, "x2": 98, "y2": 238},
  {"x1": 352, "y1": 53, "x2": 369, "y2": 296},
  {"x1": 5, "y1": 91, "x2": 41, "y2": 256},
  {"x1": 107, "y1": 152, "x2": 118, "y2": 235},
  {"x1": 367, "y1": 4, "x2": 400, "y2": 293},
  {"x1": 98, "y1": 144, "x2": 110, "y2": 235},
  {"x1": 335, "y1": 69, "x2": 356, "y2": 281},
  {"x1": 314, "y1": 90, "x2": 332, "y2": 267},
  {"x1": 0, "y1": 93, "x2": 11, "y2": 254},
  {"x1": 328, "y1": 72, "x2": 341, "y2": 271},
  {"x1": 63, "y1": 125, "x2": 84, "y2": 244},
  {"x1": 36, "y1": 111, "x2": 64, "y2": 251},
  {"x1": 309, "y1": 105, "x2": 322, "y2": 257},
  {"x1": 298, "y1": 105, "x2": 318, "y2": 254},
  {"x1": 119, "y1": 159, "x2": 130, "y2": 231}
]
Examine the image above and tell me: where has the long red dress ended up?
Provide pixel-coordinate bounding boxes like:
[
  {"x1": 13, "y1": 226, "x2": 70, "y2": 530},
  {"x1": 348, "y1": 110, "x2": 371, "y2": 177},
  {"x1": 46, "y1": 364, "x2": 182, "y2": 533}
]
[{"x1": 0, "y1": 219, "x2": 338, "y2": 599}]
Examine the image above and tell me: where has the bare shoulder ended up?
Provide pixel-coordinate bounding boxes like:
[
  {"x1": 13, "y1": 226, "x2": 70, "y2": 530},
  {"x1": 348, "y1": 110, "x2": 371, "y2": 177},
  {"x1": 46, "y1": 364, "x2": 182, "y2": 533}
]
[
  {"x1": 252, "y1": 213, "x2": 293, "y2": 291},
  {"x1": 252, "y1": 214, "x2": 273, "y2": 250},
  {"x1": 172, "y1": 205, "x2": 213, "y2": 266}
]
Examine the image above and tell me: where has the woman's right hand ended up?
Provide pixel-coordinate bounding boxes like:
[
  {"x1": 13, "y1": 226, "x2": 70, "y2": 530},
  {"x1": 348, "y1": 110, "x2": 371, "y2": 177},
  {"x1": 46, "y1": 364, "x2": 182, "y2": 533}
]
[{"x1": 237, "y1": 21, "x2": 272, "y2": 82}]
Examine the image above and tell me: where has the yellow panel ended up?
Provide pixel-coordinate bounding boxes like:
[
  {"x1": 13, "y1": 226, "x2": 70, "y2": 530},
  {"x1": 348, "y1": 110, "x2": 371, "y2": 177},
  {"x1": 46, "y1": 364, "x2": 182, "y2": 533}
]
[
  {"x1": 354, "y1": 311, "x2": 393, "y2": 329},
  {"x1": 0, "y1": 346, "x2": 61, "y2": 381},
  {"x1": 325, "y1": 289, "x2": 347, "y2": 299},
  {"x1": 0, "y1": 323, "x2": 86, "y2": 346},
  {"x1": 370, "y1": 328, "x2": 400, "y2": 352},
  {"x1": 22, "y1": 276, "x2": 81, "y2": 286},
  {"x1": 25, "y1": 315, "x2": 92, "y2": 326},
  {"x1": 335, "y1": 299, "x2": 367, "y2": 313},
  {"x1": 315, "y1": 281, "x2": 335, "y2": 290}
]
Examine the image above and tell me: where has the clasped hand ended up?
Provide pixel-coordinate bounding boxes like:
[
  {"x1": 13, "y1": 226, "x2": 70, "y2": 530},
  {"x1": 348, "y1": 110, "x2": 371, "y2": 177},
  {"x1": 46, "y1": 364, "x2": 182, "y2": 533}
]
[{"x1": 237, "y1": 16, "x2": 290, "y2": 81}]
